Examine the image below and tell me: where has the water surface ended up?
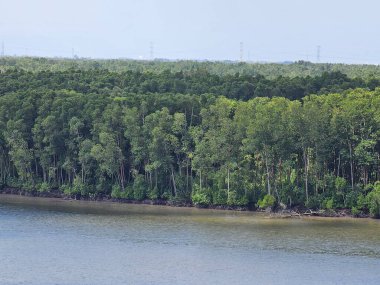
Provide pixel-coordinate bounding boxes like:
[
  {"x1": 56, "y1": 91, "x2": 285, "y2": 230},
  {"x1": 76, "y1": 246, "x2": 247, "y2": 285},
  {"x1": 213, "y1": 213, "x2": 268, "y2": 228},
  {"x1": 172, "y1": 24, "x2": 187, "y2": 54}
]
[{"x1": 1, "y1": 195, "x2": 380, "y2": 285}]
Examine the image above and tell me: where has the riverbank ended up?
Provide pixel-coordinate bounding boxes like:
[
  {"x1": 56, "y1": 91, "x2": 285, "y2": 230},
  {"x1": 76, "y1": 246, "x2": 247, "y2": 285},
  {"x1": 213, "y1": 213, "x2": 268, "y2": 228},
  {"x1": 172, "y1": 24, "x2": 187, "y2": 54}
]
[{"x1": 0, "y1": 187, "x2": 371, "y2": 219}]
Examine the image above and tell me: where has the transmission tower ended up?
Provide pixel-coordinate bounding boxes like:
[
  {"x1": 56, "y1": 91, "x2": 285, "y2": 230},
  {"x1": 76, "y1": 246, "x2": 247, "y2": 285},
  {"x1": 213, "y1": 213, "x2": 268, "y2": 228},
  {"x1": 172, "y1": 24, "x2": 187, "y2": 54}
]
[
  {"x1": 1, "y1": 41, "x2": 4, "y2": 57},
  {"x1": 317, "y1": 45, "x2": 321, "y2": 63},
  {"x1": 240, "y1": 42, "x2": 244, "y2": 62},
  {"x1": 150, "y1": 42, "x2": 154, "y2": 60}
]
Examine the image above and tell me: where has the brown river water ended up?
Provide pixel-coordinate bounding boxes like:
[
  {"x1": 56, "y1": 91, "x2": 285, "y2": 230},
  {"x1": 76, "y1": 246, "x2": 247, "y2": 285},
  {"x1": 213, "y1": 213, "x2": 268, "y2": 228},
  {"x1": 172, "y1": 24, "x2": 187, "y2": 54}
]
[{"x1": 0, "y1": 195, "x2": 380, "y2": 285}]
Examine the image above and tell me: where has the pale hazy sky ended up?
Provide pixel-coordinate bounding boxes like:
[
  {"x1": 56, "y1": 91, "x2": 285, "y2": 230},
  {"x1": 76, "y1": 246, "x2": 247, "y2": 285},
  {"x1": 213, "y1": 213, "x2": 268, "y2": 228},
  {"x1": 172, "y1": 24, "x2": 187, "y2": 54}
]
[{"x1": 1, "y1": 0, "x2": 379, "y2": 63}]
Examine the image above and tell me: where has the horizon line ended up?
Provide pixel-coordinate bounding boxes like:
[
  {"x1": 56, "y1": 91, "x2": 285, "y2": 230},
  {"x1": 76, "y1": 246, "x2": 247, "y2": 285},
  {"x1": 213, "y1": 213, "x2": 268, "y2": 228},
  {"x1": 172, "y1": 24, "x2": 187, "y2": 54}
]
[{"x1": 1, "y1": 55, "x2": 380, "y2": 67}]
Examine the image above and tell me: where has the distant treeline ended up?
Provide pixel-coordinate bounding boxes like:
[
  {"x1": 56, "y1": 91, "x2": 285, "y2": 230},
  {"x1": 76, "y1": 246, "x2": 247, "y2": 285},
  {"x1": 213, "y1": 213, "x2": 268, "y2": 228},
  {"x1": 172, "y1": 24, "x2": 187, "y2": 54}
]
[
  {"x1": 1, "y1": 57, "x2": 380, "y2": 79},
  {"x1": 1, "y1": 68, "x2": 380, "y2": 101},
  {"x1": 0, "y1": 59, "x2": 379, "y2": 216}
]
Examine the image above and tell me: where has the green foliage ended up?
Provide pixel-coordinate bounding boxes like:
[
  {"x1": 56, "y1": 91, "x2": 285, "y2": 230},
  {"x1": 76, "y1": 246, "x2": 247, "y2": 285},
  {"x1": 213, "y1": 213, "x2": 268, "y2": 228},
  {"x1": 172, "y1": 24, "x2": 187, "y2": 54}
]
[
  {"x1": 60, "y1": 184, "x2": 71, "y2": 195},
  {"x1": 257, "y1": 194, "x2": 276, "y2": 209},
  {"x1": 323, "y1": 198, "x2": 334, "y2": 210},
  {"x1": 335, "y1": 177, "x2": 348, "y2": 192},
  {"x1": 192, "y1": 191, "x2": 212, "y2": 207},
  {"x1": 61, "y1": 177, "x2": 87, "y2": 197},
  {"x1": 357, "y1": 194, "x2": 368, "y2": 211},
  {"x1": 6, "y1": 177, "x2": 24, "y2": 189},
  {"x1": 227, "y1": 191, "x2": 249, "y2": 207},
  {"x1": 161, "y1": 191, "x2": 172, "y2": 200},
  {"x1": 133, "y1": 175, "x2": 147, "y2": 201},
  {"x1": 120, "y1": 186, "x2": 134, "y2": 199},
  {"x1": 148, "y1": 186, "x2": 160, "y2": 200},
  {"x1": 95, "y1": 179, "x2": 112, "y2": 196},
  {"x1": 351, "y1": 206, "x2": 360, "y2": 217},
  {"x1": 111, "y1": 184, "x2": 122, "y2": 199},
  {"x1": 63, "y1": 185, "x2": 78, "y2": 196},
  {"x1": 344, "y1": 191, "x2": 358, "y2": 208},
  {"x1": 37, "y1": 182, "x2": 50, "y2": 193},
  {"x1": 73, "y1": 177, "x2": 87, "y2": 197},
  {"x1": 366, "y1": 182, "x2": 380, "y2": 218},
  {"x1": 306, "y1": 195, "x2": 323, "y2": 210},
  {"x1": 3, "y1": 57, "x2": 380, "y2": 80},
  {"x1": 0, "y1": 58, "x2": 379, "y2": 214},
  {"x1": 21, "y1": 182, "x2": 34, "y2": 192},
  {"x1": 213, "y1": 189, "x2": 228, "y2": 205}
]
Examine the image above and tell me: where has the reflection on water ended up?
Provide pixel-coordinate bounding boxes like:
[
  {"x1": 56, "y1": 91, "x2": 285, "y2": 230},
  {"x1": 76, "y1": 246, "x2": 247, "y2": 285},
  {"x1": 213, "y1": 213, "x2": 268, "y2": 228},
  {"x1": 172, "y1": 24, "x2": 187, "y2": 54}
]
[{"x1": 0, "y1": 195, "x2": 380, "y2": 285}]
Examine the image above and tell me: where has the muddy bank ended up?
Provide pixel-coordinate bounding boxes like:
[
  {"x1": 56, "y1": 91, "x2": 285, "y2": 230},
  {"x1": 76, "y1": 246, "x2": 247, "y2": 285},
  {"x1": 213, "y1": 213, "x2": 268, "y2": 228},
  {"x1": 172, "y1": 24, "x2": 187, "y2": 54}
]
[
  {"x1": 0, "y1": 187, "x2": 370, "y2": 218},
  {"x1": 0, "y1": 187, "x2": 244, "y2": 210}
]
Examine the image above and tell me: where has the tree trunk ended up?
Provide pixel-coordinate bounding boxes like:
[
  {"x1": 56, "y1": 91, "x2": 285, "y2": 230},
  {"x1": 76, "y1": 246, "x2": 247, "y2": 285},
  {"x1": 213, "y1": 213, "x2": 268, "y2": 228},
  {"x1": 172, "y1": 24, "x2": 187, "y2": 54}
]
[
  {"x1": 303, "y1": 148, "x2": 309, "y2": 203},
  {"x1": 155, "y1": 170, "x2": 158, "y2": 188},
  {"x1": 264, "y1": 153, "x2": 271, "y2": 195},
  {"x1": 119, "y1": 163, "x2": 125, "y2": 191},
  {"x1": 337, "y1": 153, "x2": 341, "y2": 177},
  {"x1": 186, "y1": 158, "x2": 189, "y2": 193},
  {"x1": 279, "y1": 159, "x2": 283, "y2": 192},
  {"x1": 199, "y1": 169, "x2": 202, "y2": 192},
  {"x1": 227, "y1": 167, "x2": 230, "y2": 200},
  {"x1": 171, "y1": 167, "x2": 177, "y2": 197},
  {"x1": 348, "y1": 142, "x2": 354, "y2": 190}
]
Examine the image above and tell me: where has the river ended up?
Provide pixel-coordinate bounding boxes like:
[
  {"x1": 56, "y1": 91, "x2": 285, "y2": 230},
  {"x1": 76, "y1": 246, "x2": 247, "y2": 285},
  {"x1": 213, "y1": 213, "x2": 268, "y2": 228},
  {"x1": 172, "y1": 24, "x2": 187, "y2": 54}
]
[{"x1": 0, "y1": 195, "x2": 379, "y2": 285}]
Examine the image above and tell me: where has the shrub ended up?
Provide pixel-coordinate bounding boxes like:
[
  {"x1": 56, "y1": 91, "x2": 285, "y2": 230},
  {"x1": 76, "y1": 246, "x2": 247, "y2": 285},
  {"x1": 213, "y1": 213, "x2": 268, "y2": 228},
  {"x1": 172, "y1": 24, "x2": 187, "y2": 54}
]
[
  {"x1": 63, "y1": 185, "x2": 76, "y2": 196},
  {"x1": 289, "y1": 186, "x2": 305, "y2": 206},
  {"x1": 111, "y1": 184, "x2": 121, "y2": 199},
  {"x1": 323, "y1": 198, "x2": 334, "y2": 210},
  {"x1": 192, "y1": 192, "x2": 211, "y2": 207},
  {"x1": 257, "y1": 194, "x2": 276, "y2": 209},
  {"x1": 95, "y1": 179, "x2": 112, "y2": 196},
  {"x1": 161, "y1": 191, "x2": 171, "y2": 200},
  {"x1": 148, "y1": 186, "x2": 159, "y2": 200},
  {"x1": 306, "y1": 195, "x2": 323, "y2": 209},
  {"x1": 72, "y1": 177, "x2": 86, "y2": 196},
  {"x1": 335, "y1": 176, "x2": 348, "y2": 192},
  {"x1": 213, "y1": 189, "x2": 228, "y2": 205},
  {"x1": 37, "y1": 182, "x2": 50, "y2": 193},
  {"x1": 227, "y1": 191, "x2": 249, "y2": 207},
  {"x1": 133, "y1": 175, "x2": 147, "y2": 200},
  {"x1": 351, "y1": 206, "x2": 360, "y2": 217},
  {"x1": 7, "y1": 177, "x2": 23, "y2": 189},
  {"x1": 366, "y1": 182, "x2": 380, "y2": 218},
  {"x1": 120, "y1": 185, "x2": 134, "y2": 199},
  {"x1": 357, "y1": 193, "x2": 368, "y2": 211},
  {"x1": 344, "y1": 191, "x2": 358, "y2": 208},
  {"x1": 22, "y1": 182, "x2": 34, "y2": 192},
  {"x1": 60, "y1": 184, "x2": 70, "y2": 194}
]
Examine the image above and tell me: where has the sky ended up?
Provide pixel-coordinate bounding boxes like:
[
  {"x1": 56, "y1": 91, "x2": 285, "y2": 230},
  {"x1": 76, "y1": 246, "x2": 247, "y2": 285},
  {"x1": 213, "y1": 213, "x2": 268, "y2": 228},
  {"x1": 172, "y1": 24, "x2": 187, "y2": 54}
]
[{"x1": 1, "y1": 0, "x2": 380, "y2": 64}]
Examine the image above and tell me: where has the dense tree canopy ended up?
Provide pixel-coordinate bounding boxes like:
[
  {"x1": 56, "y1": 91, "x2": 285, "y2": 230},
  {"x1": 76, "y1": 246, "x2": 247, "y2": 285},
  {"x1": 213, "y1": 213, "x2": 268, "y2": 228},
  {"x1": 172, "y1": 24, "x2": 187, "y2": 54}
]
[
  {"x1": 0, "y1": 58, "x2": 379, "y2": 216},
  {"x1": 0, "y1": 68, "x2": 379, "y2": 102},
  {"x1": 2, "y1": 57, "x2": 380, "y2": 79}
]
